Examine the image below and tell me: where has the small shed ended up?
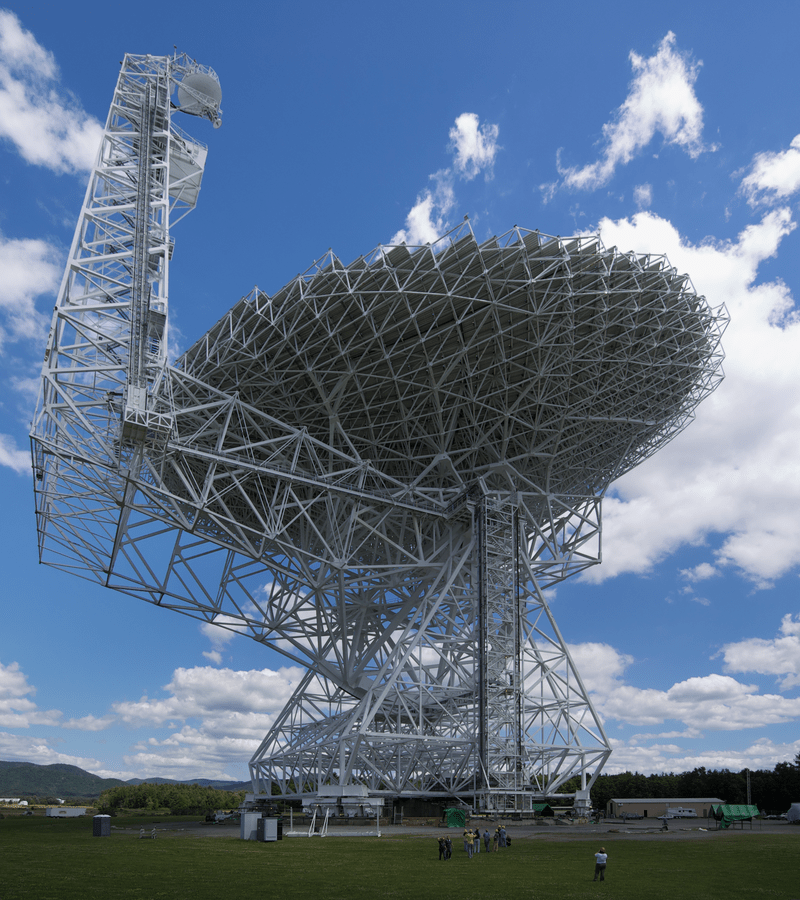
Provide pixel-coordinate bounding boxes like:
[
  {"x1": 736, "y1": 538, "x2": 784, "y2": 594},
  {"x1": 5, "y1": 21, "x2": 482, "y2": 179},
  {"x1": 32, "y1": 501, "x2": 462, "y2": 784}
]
[{"x1": 93, "y1": 815, "x2": 111, "y2": 836}]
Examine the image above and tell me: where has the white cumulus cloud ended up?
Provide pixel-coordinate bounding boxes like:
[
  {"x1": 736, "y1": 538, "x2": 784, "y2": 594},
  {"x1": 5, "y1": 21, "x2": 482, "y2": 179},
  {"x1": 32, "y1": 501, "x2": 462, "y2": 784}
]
[
  {"x1": 199, "y1": 615, "x2": 245, "y2": 650},
  {"x1": 0, "y1": 660, "x2": 61, "y2": 728},
  {"x1": 680, "y1": 563, "x2": 719, "y2": 583},
  {"x1": 604, "y1": 736, "x2": 800, "y2": 775},
  {"x1": 0, "y1": 434, "x2": 30, "y2": 474},
  {"x1": 391, "y1": 112, "x2": 499, "y2": 246},
  {"x1": 633, "y1": 183, "x2": 653, "y2": 209},
  {"x1": 391, "y1": 170, "x2": 455, "y2": 246},
  {"x1": 568, "y1": 642, "x2": 634, "y2": 696},
  {"x1": 109, "y1": 664, "x2": 303, "y2": 779},
  {"x1": 719, "y1": 614, "x2": 800, "y2": 689},
  {"x1": 550, "y1": 32, "x2": 713, "y2": 194},
  {"x1": 0, "y1": 232, "x2": 61, "y2": 353},
  {"x1": 740, "y1": 134, "x2": 800, "y2": 207},
  {"x1": 591, "y1": 207, "x2": 800, "y2": 586},
  {"x1": 62, "y1": 713, "x2": 116, "y2": 731},
  {"x1": 449, "y1": 113, "x2": 500, "y2": 181},
  {"x1": 570, "y1": 640, "x2": 800, "y2": 734},
  {"x1": 0, "y1": 9, "x2": 102, "y2": 173},
  {"x1": 112, "y1": 665, "x2": 303, "y2": 727}
]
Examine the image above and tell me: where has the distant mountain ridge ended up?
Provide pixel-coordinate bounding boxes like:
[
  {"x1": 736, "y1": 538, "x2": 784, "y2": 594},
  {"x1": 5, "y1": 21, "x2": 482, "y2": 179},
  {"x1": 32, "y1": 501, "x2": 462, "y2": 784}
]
[
  {"x1": 125, "y1": 776, "x2": 251, "y2": 790},
  {"x1": 0, "y1": 761, "x2": 250, "y2": 799}
]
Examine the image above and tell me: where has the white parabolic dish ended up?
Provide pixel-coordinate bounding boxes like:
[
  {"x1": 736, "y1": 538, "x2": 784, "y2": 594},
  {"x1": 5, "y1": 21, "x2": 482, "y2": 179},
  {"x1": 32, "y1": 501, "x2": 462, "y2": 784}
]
[
  {"x1": 177, "y1": 228, "x2": 728, "y2": 514},
  {"x1": 177, "y1": 71, "x2": 222, "y2": 116}
]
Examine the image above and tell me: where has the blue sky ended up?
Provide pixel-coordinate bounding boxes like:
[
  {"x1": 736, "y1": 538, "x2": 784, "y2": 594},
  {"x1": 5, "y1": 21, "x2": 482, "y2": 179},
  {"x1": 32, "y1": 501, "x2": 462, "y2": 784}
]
[{"x1": 1, "y1": 2, "x2": 800, "y2": 785}]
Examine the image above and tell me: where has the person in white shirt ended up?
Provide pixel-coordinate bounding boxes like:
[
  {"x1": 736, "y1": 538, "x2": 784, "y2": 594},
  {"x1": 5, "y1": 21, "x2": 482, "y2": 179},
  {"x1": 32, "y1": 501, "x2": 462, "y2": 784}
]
[{"x1": 593, "y1": 847, "x2": 608, "y2": 881}]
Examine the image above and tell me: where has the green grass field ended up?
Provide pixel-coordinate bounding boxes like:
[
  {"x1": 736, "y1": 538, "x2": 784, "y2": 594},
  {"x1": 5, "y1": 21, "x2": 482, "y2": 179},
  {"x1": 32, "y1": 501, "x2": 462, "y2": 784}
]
[{"x1": 3, "y1": 816, "x2": 797, "y2": 900}]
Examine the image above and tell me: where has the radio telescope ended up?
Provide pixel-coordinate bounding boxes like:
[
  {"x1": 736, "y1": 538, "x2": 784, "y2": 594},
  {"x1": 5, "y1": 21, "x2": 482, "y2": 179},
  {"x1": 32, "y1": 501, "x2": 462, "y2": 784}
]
[{"x1": 30, "y1": 52, "x2": 727, "y2": 815}]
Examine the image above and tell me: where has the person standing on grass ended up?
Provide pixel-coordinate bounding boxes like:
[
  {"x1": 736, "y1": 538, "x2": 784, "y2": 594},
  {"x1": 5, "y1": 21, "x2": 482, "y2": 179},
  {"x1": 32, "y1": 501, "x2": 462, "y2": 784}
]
[
  {"x1": 499, "y1": 825, "x2": 507, "y2": 848},
  {"x1": 445, "y1": 836, "x2": 452, "y2": 859},
  {"x1": 593, "y1": 847, "x2": 608, "y2": 881},
  {"x1": 473, "y1": 827, "x2": 480, "y2": 853},
  {"x1": 438, "y1": 837, "x2": 447, "y2": 860},
  {"x1": 493, "y1": 827, "x2": 500, "y2": 851},
  {"x1": 463, "y1": 827, "x2": 470, "y2": 853},
  {"x1": 483, "y1": 829, "x2": 491, "y2": 853},
  {"x1": 466, "y1": 829, "x2": 475, "y2": 858}
]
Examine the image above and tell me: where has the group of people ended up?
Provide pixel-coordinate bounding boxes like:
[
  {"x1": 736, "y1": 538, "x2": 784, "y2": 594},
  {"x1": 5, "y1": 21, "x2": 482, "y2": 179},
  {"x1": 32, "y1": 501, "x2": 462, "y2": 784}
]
[
  {"x1": 437, "y1": 831, "x2": 609, "y2": 881},
  {"x1": 437, "y1": 824, "x2": 511, "y2": 860}
]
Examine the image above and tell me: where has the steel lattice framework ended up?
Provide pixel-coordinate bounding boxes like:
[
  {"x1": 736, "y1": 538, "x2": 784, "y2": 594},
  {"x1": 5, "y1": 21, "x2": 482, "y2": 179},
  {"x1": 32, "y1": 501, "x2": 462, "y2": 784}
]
[{"x1": 30, "y1": 52, "x2": 727, "y2": 814}]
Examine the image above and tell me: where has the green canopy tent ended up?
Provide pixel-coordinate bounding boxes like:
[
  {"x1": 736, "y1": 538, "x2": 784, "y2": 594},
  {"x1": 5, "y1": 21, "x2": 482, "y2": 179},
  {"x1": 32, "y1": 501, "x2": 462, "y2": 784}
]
[
  {"x1": 531, "y1": 803, "x2": 554, "y2": 816},
  {"x1": 710, "y1": 804, "x2": 760, "y2": 829},
  {"x1": 444, "y1": 807, "x2": 467, "y2": 828}
]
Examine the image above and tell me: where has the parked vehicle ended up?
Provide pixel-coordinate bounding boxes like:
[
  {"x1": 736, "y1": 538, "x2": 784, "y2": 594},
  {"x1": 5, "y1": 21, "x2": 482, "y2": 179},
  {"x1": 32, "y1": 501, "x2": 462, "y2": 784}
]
[{"x1": 662, "y1": 807, "x2": 698, "y2": 818}]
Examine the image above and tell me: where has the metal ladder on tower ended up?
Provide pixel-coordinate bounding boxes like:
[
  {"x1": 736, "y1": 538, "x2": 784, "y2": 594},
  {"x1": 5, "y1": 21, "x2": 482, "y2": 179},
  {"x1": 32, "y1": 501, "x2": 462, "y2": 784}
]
[{"x1": 478, "y1": 497, "x2": 525, "y2": 796}]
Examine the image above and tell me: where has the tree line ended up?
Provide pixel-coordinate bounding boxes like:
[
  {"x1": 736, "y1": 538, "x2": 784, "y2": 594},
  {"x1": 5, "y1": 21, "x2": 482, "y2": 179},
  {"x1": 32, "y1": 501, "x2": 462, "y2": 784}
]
[
  {"x1": 98, "y1": 782, "x2": 247, "y2": 813},
  {"x1": 584, "y1": 755, "x2": 800, "y2": 813},
  {"x1": 94, "y1": 755, "x2": 800, "y2": 815}
]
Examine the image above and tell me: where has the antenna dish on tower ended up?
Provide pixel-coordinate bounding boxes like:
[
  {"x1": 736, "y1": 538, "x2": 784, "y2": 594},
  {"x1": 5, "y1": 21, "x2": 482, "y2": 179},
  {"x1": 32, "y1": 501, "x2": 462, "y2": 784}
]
[{"x1": 174, "y1": 63, "x2": 222, "y2": 127}]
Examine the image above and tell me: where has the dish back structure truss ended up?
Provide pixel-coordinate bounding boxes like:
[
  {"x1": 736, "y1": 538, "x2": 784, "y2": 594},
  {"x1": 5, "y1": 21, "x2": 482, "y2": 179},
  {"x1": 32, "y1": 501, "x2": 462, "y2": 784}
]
[{"x1": 30, "y1": 53, "x2": 727, "y2": 814}]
